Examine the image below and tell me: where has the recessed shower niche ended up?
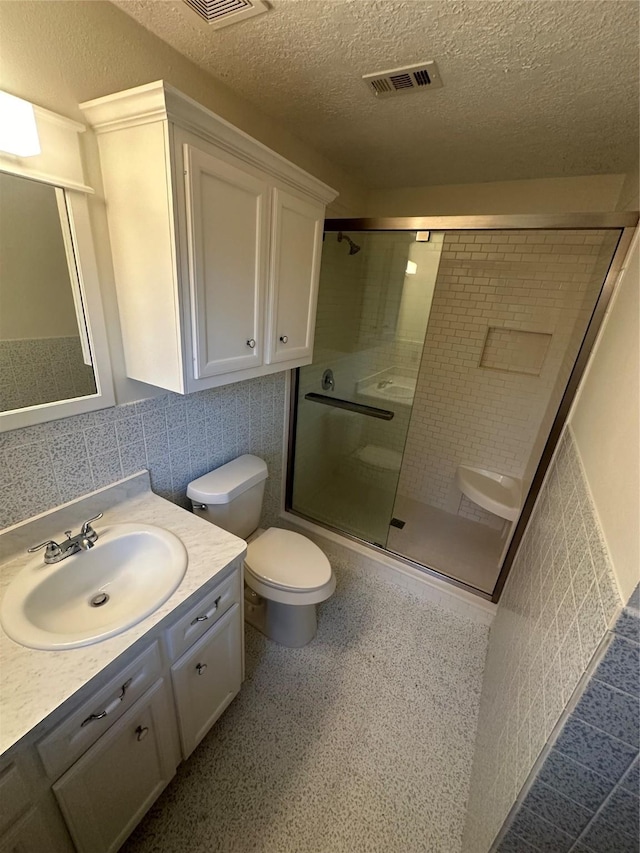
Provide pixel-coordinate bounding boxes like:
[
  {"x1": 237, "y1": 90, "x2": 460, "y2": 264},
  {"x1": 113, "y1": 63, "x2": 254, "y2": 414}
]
[
  {"x1": 287, "y1": 217, "x2": 633, "y2": 599},
  {"x1": 479, "y1": 327, "x2": 553, "y2": 376}
]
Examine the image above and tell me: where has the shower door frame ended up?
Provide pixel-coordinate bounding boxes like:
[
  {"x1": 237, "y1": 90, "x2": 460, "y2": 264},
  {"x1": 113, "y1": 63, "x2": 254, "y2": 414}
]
[{"x1": 285, "y1": 213, "x2": 638, "y2": 602}]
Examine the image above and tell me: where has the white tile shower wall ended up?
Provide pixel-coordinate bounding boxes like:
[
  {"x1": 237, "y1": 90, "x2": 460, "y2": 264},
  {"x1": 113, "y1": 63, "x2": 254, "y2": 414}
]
[
  {"x1": 0, "y1": 373, "x2": 286, "y2": 531},
  {"x1": 458, "y1": 494, "x2": 504, "y2": 530},
  {"x1": 461, "y1": 427, "x2": 623, "y2": 853},
  {"x1": 398, "y1": 231, "x2": 616, "y2": 522},
  {"x1": 296, "y1": 231, "x2": 441, "y2": 518},
  {"x1": 296, "y1": 349, "x2": 416, "y2": 514},
  {"x1": 522, "y1": 235, "x2": 622, "y2": 490},
  {"x1": 355, "y1": 231, "x2": 415, "y2": 348},
  {"x1": 0, "y1": 336, "x2": 96, "y2": 411},
  {"x1": 296, "y1": 233, "x2": 411, "y2": 511}
]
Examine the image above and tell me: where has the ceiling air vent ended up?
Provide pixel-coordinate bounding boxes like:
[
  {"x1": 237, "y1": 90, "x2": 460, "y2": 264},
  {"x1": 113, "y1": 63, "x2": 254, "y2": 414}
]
[
  {"x1": 182, "y1": 0, "x2": 269, "y2": 30},
  {"x1": 363, "y1": 61, "x2": 443, "y2": 98}
]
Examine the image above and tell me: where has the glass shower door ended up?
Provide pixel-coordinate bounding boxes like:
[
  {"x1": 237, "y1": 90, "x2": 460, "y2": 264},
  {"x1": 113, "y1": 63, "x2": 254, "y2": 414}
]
[
  {"x1": 288, "y1": 219, "x2": 627, "y2": 597},
  {"x1": 291, "y1": 383, "x2": 404, "y2": 545},
  {"x1": 289, "y1": 229, "x2": 443, "y2": 545}
]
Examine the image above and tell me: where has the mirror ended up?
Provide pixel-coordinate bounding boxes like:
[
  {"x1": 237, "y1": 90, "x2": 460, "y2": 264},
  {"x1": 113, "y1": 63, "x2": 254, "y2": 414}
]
[
  {"x1": 0, "y1": 95, "x2": 114, "y2": 432},
  {"x1": 0, "y1": 171, "x2": 97, "y2": 412}
]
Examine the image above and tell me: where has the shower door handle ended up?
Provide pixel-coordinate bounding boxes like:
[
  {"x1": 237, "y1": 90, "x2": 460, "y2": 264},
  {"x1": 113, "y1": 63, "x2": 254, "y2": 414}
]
[{"x1": 304, "y1": 393, "x2": 394, "y2": 421}]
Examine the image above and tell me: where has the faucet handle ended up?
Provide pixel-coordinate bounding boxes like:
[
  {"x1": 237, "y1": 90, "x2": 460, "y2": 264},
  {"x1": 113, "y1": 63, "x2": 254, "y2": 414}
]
[
  {"x1": 27, "y1": 540, "x2": 62, "y2": 560},
  {"x1": 80, "y1": 512, "x2": 103, "y2": 539}
]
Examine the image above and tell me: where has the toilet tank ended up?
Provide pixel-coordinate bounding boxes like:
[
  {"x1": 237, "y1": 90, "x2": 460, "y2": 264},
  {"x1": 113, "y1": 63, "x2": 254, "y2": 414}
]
[{"x1": 187, "y1": 455, "x2": 268, "y2": 540}]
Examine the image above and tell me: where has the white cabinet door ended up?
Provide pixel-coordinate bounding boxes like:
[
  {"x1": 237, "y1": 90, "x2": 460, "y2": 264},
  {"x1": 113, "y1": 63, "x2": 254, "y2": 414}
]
[
  {"x1": 52, "y1": 679, "x2": 176, "y2": 853},
  {"x1": 0, "y1": 808, "x2": 58, "y2": 853},
  {"x1": 266, "y1": 188, "x2": 324, "y2": 365},
  {"x1": 183, "y1": 143, "x2": 269, "y2": 379},
  {"x1": 171, "y1": 603, "x2": 242, "y2": 759}
]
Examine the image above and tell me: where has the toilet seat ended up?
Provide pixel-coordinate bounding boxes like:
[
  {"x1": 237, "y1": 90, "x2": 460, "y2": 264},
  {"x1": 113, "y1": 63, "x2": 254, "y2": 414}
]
[{"x1": 244, "y1": 528, "x2": 335, "y2": 605}]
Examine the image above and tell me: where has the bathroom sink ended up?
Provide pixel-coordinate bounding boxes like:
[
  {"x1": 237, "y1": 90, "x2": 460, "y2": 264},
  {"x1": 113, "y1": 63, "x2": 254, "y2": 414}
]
[{"x1": 1, "y1": 523, "x2": 188, "y2": 650}]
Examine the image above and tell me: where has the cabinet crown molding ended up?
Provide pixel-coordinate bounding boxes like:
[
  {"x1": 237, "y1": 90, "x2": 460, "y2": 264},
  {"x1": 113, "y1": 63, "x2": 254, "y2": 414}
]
[{"x1": 80, "y1": 81, "x2": 338, "y2": 206}]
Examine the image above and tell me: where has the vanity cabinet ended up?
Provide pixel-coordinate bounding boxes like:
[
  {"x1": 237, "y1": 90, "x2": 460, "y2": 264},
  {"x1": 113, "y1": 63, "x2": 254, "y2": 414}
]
[
  {"x1": 37, "y1": 642, "x2": 164, "y2": 780},
  {"x1": 0, "y1": 761, "x2": 67, "y2": 853},
  {"x1": 52, "y1": 679, "x2": 176, "y2": 853},
  {"x1": 0, "y1": 563, "x2": 243, "y2": 853},
  {"x1": 0, "y1": 808, "x2": 55, "y2": 853},
  {"x1": 171, "y1": 604, "x2": 242, "y2": 758},
  {"x1": 80, "y1": 81, "x2": 335, "y2": 394}
]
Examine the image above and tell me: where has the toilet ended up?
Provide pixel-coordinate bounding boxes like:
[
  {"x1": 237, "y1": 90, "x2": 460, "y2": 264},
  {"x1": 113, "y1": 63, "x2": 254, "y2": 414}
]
[{"x1": 187, "y1": 455, "x2": 335, "y2": 647}]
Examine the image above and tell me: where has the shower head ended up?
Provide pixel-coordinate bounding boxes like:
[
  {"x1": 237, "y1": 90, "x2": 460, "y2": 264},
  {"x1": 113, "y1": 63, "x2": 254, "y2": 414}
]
[{"x1": 337, "y1": 231, "x2": 361, "y2": 255}]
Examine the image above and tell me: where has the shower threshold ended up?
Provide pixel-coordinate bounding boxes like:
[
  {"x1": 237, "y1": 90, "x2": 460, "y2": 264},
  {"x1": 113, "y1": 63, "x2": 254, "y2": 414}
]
[{"x1": 282, "y1": 507, "x2": 495, "y2": 602}]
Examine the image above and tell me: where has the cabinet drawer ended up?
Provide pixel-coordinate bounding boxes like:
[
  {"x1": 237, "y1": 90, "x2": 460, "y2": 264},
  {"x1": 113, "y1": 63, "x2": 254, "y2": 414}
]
[
  {"x1": 0, "y1": 765, "x2": 30, "y2": 837},
  {"x1": 52, "y1": 678, "x2": 176, "y2": 853},
  {"x1": 171, "y1": 603, "x2": 242, "y2": 758},
  {"x1": 165, "y1": 568, "x2": 240, "y2": 661},
  {"x1": 38, "y1": 642, "x2": 162, "y2": 780}
]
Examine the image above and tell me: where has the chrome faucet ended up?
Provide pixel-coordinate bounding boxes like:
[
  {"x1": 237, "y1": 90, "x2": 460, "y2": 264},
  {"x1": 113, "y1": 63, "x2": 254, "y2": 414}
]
[{"x1": 27, "y1": 513, "x2": 103, "y2": 564}]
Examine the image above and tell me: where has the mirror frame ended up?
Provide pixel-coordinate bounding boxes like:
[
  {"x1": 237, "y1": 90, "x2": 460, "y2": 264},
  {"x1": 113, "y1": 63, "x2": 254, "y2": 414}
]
[{"x1": 0, "y1": 99, "x2": 115, "y2": 431}]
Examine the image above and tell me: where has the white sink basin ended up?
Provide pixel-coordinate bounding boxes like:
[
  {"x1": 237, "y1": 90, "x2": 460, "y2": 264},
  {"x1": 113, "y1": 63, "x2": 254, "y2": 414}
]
[{"x1": 1, "y1": 523, "x2": 188, "y2": 650}]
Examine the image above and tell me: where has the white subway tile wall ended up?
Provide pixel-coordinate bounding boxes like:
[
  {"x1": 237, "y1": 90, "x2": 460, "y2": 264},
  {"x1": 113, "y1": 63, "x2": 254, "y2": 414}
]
[
  {"x1": 397, "y1": 230, "x2": 619, "y2": 522},
  {"x1": 0, "y1": 337, "x2": 96, "y2": 411},
  {"x1": 0, "y1": 373, "x2": 286, "y2": 531},
  {"x1": 462, "y1": 428, "x2": 623, "y2": 853},
  {"x1": 457, "y1": 494, "x2": 504, "y2": 530}
]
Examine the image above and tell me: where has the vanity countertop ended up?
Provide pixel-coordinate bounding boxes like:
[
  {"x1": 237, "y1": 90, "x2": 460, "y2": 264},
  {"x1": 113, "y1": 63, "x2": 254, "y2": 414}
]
[{"x1": 0, "y1": 473, "x2": 246, "y2": 757}]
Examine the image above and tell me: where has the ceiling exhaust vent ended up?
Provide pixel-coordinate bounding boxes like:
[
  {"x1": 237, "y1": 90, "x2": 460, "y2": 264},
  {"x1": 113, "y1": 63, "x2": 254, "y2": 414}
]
[
  {"x1": 182, "y1": 0, "x2": 269, "y2": 30},
  {"x1": 363, "y1": 61, "x2": 443, "y2": 98}
]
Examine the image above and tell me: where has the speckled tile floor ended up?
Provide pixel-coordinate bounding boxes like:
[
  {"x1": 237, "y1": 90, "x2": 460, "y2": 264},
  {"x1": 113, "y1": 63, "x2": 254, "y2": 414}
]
[{"x1": 124, "y1": 555, "x2": 489, "y2": 853}]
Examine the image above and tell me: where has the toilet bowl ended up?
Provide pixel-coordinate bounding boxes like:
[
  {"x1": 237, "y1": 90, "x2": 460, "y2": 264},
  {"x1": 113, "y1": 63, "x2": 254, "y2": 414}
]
[{"x1": 187, "y1": 455, "x2": 335, "y2": 647}]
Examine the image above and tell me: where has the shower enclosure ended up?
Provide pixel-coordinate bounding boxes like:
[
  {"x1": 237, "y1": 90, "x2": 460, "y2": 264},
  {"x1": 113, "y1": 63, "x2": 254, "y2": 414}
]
[{"x1": 286, "y1": 215, "x2": 636, "y2": 600}]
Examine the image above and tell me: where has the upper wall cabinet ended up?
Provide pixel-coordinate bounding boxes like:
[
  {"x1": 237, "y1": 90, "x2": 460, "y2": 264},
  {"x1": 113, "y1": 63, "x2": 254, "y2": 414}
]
[{"x1": 81, "y1": 82, "x2": 337, "y2": 394}]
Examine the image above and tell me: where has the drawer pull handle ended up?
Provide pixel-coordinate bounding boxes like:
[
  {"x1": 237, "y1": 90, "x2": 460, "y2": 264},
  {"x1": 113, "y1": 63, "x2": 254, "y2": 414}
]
[
  {"x1": 81, "y1": 711, "x2": 107, "y2": 727},
  {"x1": 80, "y1": 677, "x2": 135, "y2": 727},
  {"x1": 190, "y1": 596, "x2": 221, "y2": 626},
  {"x1": 196, "y1": 663, "x2": 207, "y2": 675},
  {"x1": 279, "y1": 335, "x2": 288, "y2": 343},
  {"x1": 118, "y1": 678, "x2": 133, "y2": 700},
  {"x1": 135, "y1": 725, "x2": 149, "y2": 742},
  {"x1": 246, "y1": 338, "x2": 256, "y2": 349}
]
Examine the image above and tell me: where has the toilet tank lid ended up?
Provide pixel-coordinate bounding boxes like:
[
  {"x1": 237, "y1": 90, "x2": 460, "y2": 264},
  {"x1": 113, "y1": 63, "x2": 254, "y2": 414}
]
[{"x1": 187, "y1": 455, "x2": 268, "y2": 504}]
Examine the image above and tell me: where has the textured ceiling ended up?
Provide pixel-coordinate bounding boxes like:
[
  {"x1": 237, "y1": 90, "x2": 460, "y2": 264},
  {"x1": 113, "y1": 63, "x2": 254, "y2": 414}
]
[{"x1": 111, "y1": 0, "x2": 639, "y2": 189}]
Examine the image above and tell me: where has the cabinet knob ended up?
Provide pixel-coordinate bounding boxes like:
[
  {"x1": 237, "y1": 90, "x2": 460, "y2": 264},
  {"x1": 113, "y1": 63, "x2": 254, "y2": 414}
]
[
  {"x1": 135, "y1": 725, "x2": 149, "y2": 742},
  {"x1": 246, "y1": 339, "x2": 256, "y2": 349},
  {"x1": 196, "y1": 662, "x2": 207, "y2": 675},
  {"x1": 279, "y1": 335, "x2": 288, "y2": 344}
]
